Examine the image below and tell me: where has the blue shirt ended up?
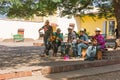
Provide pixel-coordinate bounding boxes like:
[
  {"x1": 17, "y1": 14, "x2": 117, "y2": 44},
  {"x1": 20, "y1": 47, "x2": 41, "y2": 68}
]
[{"x1": 79, "y1": 34, "x2": 89, "y2": 41}]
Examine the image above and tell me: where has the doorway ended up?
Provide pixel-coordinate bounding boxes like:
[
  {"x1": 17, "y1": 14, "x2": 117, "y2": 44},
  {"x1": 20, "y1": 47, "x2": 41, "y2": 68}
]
[{"x1": 108, "y1": 21, "x2": 115, "y2": 36}]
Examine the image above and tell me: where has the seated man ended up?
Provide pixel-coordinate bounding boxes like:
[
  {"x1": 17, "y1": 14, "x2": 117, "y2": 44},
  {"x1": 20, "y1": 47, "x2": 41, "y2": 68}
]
[
  {"x1": 77, "y1": 28, "x2": 89, "y2": 58},
  {"x1": 61, "y1": 26, "x2": 77, "y2": 57},
  {"x1": 52, "y1": 28, "x2": 63, "y2": 57},
  {"x1": 93, "y1": 28, "x2": 106, "y2": 50},
  {"x1": 86, "y1": 28, "x2": 106, "y2": 61}
]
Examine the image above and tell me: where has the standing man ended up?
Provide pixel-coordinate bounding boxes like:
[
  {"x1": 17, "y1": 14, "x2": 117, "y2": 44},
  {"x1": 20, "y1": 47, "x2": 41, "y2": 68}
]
[
  {"x1": 114, "y1": 25, "x2": 120, "y2": 49},
  {"x1": 38, "y1": 20, "x2": 53, "y2": 55},
  {"x1": 114, "y1": 25, "x2": 119, "y2": 39}
]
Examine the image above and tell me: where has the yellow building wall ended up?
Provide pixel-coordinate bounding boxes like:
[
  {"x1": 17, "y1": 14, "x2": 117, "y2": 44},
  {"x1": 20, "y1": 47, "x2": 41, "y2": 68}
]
[{"x1": 76, "y1": 16, "x2": 116, "y2": 37}]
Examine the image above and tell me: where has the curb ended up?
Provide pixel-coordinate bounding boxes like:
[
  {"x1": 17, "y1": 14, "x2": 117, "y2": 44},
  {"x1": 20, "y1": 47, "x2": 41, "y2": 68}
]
[
  {"x1": 41, "y1": 59, "x2": 120, "y2": 75},
  {"x1": 0, "y1": 71, "x2": 32, "y2": 80}
]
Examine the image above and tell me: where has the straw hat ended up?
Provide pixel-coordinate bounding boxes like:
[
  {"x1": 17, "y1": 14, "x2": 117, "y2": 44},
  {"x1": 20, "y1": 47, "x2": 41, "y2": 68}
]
[
  {"x1": 95, "y1": 28, "x2": 101, "y2": 32},
  {"x1": 68, "y1": 27, "x2": 73, "y2": 30},
  {"x1": 80, "y1": 28, "x2": 84, "y2": 32}
]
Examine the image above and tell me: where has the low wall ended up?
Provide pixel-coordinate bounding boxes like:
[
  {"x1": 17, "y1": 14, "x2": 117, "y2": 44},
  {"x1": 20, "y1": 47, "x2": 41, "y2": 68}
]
[{"x1": 0, "y1": 19, "x2": 43, "y2": 40}]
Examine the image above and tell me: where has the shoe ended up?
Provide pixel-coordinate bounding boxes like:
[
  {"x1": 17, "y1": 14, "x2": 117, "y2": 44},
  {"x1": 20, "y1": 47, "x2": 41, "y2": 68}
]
[
  {"x1": 78, "y1": 55, "x2": 82, "y2": 58},
  {"x1": 46, "y1": 50, "x2": 49, "y2": 55},
  {"x1": 85, "y1": 57, "x2": 94, "y2": 61},
  {"x1": 84, "y1": 57, "x2": 89, "y2": 61},
  {"x1": 84, "y1": 56, "x2": 94, "y2": 61},
  {"x1": 40, "y1": 54, "x2": 46, "y2": 57}
]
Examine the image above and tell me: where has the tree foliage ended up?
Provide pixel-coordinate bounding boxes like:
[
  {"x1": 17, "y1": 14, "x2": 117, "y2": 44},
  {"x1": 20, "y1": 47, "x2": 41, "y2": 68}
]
[
  {"x1": 0, "y1": 0, "x2": 114, "y2": 19},
  {"x1": 1, "y1": 0, "x2": 120, "y2": 37},
  {"x1": 0, "y1": 0, "x2": 118, "y2": 21},
  {"x1": 58, "y1": 0, "x2": 92, "y2": 17},
  {"x1": 0, "y1": 0, "x2": 60, "y2": 18}
]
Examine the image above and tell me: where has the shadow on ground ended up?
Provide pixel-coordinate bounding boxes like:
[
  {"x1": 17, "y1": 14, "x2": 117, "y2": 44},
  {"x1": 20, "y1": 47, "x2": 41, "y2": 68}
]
[
  {"x1": 0, "y1": 45, "x2": 53, "y2": 70},
  {"x1": 0, "y1": 45, "x2": 85, "y2": 69}
]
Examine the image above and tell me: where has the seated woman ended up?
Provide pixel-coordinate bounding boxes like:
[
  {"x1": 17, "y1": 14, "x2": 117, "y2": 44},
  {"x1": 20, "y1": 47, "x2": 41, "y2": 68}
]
[{"x1": 85, "y1": 28, "x2": 106, "y2": 61}]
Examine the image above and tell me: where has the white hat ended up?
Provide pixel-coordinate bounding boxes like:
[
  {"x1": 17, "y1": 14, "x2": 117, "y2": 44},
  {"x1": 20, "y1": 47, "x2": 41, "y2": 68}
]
[
  {"x1": 80, "y1": 28, "x2": 84, "y2": 32},
  {"x1": 68, "y1": 27, "x2": 73, "y2": 30},
  {"x1": 95, "y1": 28, "x2": 101, "y2": 31}
]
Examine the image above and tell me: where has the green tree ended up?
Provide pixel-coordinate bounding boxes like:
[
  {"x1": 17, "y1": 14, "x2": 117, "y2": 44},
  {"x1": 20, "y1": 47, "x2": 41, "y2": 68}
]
[
  {"x1": 0, "y1": 0, "x2": 60, "y2": 18},
  {"x1": 0, "y1": 0, "x2": 120, "y2": 37}
]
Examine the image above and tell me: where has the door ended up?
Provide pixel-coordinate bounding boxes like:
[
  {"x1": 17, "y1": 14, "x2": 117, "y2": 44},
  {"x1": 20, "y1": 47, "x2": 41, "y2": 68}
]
[{"x1": 108, "y1": 21, "x2": 115, "y2": 36}]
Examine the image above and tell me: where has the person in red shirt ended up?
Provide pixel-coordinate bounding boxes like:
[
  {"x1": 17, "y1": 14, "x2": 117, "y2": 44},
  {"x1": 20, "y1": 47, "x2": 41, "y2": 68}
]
[{"x1": 93, "y1": 28, "x2": 106, "y2": 50}]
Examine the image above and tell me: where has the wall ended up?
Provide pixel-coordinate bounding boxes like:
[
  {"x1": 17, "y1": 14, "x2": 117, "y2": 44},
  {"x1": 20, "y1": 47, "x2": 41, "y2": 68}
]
[
  {"x1": 0, "y1": 19, "x2": 43, "y2": 40},
  {"x1": 0, "y1": 17, "x2": 78, "y2": 41},
  {"x1": 76, "y1": 16, "x2": 116, "y2": 36}
]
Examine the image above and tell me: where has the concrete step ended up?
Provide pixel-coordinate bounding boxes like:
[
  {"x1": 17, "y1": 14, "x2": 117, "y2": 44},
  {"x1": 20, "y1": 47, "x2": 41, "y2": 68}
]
[
  {"x1": 40, "y1": 59, "x2": 120, "y2": 75},
  {"x1": 1, "y1": 59, "x2": 120, "y2": 80},
  {"x1": 46, "y1": 64, "x2": 120, "y2": 80},
  {"x1": 102, "y1": 50, "x2": 120, "y2": 60},
  {"x1": 102, "y1": 56, "x2": 120, "y2": 60},
  {"x1": 10, "y1": 64, "x2": 120, "y2": 80},
  {"x1": 103, "y1": 50, "x2": 120, "y2": 55}
]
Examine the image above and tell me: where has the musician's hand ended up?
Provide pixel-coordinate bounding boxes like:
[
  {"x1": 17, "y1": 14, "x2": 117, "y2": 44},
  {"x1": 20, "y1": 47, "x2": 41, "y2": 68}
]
[
  {"x1": 79, "y1": 39, "x2": 82, "y2": 42},
  {"x1": 78, "y1": 39, "x2": 82, "y2": 42},
  {"x1": 38, "y1": 28, "x2": 42, "y2": 32},
  {"x1": 57, "y1": 37, "x2": 62, "y2": 41},
  {"x1": 56, "y1": 37, "x2": 59, "y2": 40},
  {"x1": 77, "y1": 40, "x2": 80, "y2": 43}
]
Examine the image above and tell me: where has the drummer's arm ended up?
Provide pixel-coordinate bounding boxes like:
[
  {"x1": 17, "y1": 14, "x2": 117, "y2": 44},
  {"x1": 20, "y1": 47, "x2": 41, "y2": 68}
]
[
  {"x1": 59, "y1": 34, "x2": 64, "y2": 42},
  {"x1": 77, "y1": 39, "x2": 88, "y2": 44},
  {"x1": 38, "y1": 26, "x2": 44, "y2": 32},
  {"x1": 81, "y1": 40, "x2": 89, "y2": 44}
]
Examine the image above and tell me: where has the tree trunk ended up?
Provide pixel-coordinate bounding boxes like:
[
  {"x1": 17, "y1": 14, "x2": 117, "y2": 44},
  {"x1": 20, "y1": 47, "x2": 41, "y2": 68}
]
[{"x1": 113, "y1": 0, "x2": 120, "y2": 38}]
